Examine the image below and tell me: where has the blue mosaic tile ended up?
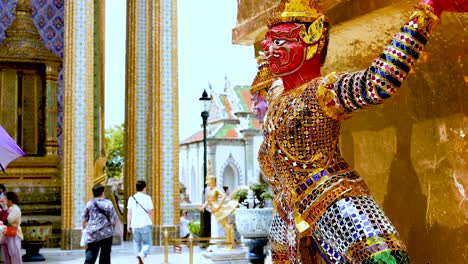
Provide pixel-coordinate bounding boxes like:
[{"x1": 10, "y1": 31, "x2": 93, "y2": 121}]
[{"x1": 72, "y1": 0, "x2": 88, "y2": 228}]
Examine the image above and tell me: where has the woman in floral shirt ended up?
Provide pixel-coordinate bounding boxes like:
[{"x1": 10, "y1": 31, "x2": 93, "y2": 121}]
[{"x1": 82, "y1": 184, "x2": 122, "y2": 264}]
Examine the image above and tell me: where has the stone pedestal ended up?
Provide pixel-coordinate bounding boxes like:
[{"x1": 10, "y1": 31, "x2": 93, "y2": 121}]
[
  {"x1": 245, "y1": 238, "x2": 269, "y2": 264},
  {"x1": 201, "y1": 247, "x2": 249, "y2": 264},
  {"x1": 235, "y1": 208, "x2": 273, "y2": 264},
  {"x1": 235, "y1": 208, "x2": 272, "y2": 238},
  {"x1": 22, "y1": 222, "x2": 53, "y2": 261},
  {"x1": 22, "y1": 241, "x2": 47, "y2": 262}
]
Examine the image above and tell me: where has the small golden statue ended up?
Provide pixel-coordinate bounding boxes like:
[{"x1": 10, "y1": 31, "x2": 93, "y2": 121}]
[{"x1": 199, "y1": 161, "x2": 238, "y2": 249}]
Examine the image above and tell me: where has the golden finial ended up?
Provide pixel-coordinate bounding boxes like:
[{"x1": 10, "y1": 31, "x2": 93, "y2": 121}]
[
  {"x1": 0, "y1": 0, "x2": 60, "y2": 63},
  {"x1": 206, "y1": 160, "x2": 216, "y2": 180},
  {"x1": 250, "y1": 54, "x2": 275, "y2": 96},
  {"x1": 16, "y1": 0, "x2": 31, "y2": 11},
  {"x1": 268, "y1": 0, "x2": 327, "y2": 26}
]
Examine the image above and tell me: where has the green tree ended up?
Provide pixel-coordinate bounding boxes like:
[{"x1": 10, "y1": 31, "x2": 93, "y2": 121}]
[{"x1": 105, "y1": 123, "x2": 124, "y2": 179}]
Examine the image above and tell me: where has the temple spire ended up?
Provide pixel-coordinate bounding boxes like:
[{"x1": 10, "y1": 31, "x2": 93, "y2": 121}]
[
  {"x1": 16, "y1": 0, "x2": 32, "y2": 12},
  {"x1": 0, "y1": 0, "x2": 60, "y2": 63}
]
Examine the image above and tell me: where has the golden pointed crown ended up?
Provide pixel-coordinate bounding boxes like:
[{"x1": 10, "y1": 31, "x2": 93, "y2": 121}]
[
  {"x1": 268, "y1": 0, "x2": 327, "y2": 26},
  {"x1": 250, "y1": 55, "x2": 274, "y2": 96},
  {"x1": 206, "y1": 160, "x2": 216, "y2": 180}
]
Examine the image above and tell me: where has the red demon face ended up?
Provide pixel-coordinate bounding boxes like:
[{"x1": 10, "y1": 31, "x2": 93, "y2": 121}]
[{"x1": 262, "y1": 23, "x2": 308, "y2": 76}]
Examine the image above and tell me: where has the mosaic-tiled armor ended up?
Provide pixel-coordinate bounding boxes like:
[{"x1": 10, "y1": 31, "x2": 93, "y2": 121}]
[{"x1": 256, "y1": 0, "x2": 464, "y2": 263}]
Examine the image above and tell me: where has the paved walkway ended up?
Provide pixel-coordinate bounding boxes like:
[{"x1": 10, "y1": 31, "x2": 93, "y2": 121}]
[
  {"x1": 39, "y1": 242, "x2": 199, "y2": 264},
  {"x1": 35, "y1": 242, "x2": 272, "y2": 264}
]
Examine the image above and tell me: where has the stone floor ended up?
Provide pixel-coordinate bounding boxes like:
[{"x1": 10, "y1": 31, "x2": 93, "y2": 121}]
[
  {"x1": 39, "y1": 242, "x2": 196, "y2": 263},
  {"x1": 30, "y1": 242, "x2": 273, "y2": 264}
]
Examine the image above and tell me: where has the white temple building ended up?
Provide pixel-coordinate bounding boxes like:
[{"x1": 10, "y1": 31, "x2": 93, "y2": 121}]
[{"x1": 179, "y1": 81, "x2": 265, "y2": 208}]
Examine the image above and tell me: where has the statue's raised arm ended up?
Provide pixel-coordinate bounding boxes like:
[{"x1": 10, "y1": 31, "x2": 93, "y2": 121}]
[{"x1": 316, "y1": 0, "x2": 467, "y2": 120}]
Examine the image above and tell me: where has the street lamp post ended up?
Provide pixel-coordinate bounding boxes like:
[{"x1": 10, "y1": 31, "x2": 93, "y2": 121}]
[{"x1": 199, "y1": 89, "x2": 212, "y2": 240}]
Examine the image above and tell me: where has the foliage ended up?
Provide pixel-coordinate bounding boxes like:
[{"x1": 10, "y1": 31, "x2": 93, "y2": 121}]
[
  {"x1": 231, "y1": 186, "x2": 249, "y2": 202},
  {"x1": 105, "y1": 124, "x2": 124, "y2": 179},
  {"x1": 250, "y1": 183, "x2": 266, "y2": 197},
  {"x1": 260, "y1": 191, "x2": 274, "y2": 201},
  {"x1": 188, "y1": 220, "x2": 201, "y2": 237},
  {"x1": 231, "y1": 183, "x2": 273, "y2": 209}
]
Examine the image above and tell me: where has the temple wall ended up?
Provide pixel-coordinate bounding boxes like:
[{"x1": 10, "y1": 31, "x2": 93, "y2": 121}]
[
  {"x1": 0, "y1": 0, "x2": 64, "y2": 247},
  {"x1": 3, "y1": 0, "x2": 104, "y2": 249},
  {"x1": 0, "y1": 0, "x2": 65, "y2": 155},
  {"x1": 234, "y1": 0, "x2": 467, "y2": 262},
  {"x1": 0, "y1": 0, "x2": 180, "y2": 249}
]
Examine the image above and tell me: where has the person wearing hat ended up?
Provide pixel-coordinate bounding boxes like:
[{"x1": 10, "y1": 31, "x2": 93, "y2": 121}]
[{"x1": 256, "y1": 0, "x2": 467, "y2": 263}]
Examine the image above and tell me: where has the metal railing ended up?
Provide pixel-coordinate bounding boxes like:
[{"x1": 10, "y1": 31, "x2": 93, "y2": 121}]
[{"x1": 161, "y1": 228, "x2": 242, "y2": 264}]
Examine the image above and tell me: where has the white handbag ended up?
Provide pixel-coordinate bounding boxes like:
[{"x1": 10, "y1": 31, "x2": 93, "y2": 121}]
[{"x1": 80, "y1": 229, "x2": 88, "y2": 247}]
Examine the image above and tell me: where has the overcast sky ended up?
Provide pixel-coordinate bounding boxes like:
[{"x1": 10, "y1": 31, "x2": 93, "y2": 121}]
[{"x1": 104, "y1": 0, "x2": 257, "y2": 141}]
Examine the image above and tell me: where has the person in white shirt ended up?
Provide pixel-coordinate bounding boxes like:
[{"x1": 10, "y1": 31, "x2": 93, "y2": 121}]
[{"x1": 127, "y1": 180, "x2": 153, "y2": 264}]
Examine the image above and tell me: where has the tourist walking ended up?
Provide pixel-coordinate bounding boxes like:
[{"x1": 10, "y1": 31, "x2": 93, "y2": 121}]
[
  {"x1": 1, "y1": 192, "x2": 23, "y2": 264},
  {"x1": 127, "y1": 180, "x2": 153, "y2": 264},
  {"x1": 0, "y1": 184, "x2": 8, "y2": 263},
  {"x1": 82, "y1": 184, "x2": 123, "y2": 264}
]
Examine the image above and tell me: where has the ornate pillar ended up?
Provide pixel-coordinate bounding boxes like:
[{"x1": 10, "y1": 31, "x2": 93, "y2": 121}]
[
  {"x1": 240, "y1": 127, "x2": 258, "y2": 184},
  {"x1": 124, "y1": 0, "x2": 146, "y2": 214},
  {"x1": 45, "y1": 62, "x2": 60, "y2": 155},
  {"x1": 125, "y1": 0, "x2": 179, "y2": 245},
  {"x1": 62, "y1": 0, "x2": 95, "y2": 249},
  {"x1": 95, "y1": 0, "x2": 105, "y2": 161},
  {"x1": 151, "y1": 0, "x2": 179, "y2": 245}
]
